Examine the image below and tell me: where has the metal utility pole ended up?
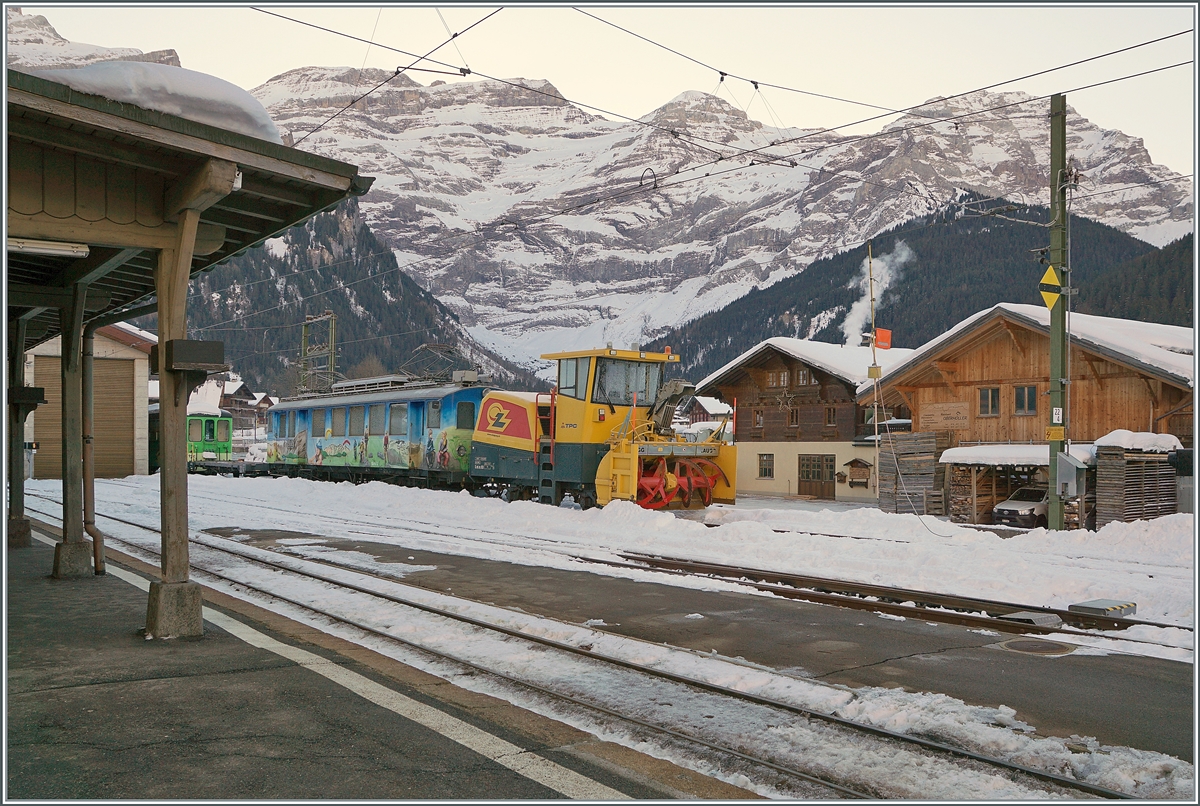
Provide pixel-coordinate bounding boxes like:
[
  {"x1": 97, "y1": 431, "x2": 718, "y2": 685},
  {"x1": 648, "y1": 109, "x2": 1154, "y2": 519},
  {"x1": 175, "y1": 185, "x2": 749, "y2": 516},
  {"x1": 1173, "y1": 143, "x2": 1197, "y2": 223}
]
[
  {"x1": 297, "y1": 310, "x2": 337, "y2": 395},
  {"x1": 1045, "y1": 94, "x2": 1069, "y2": 530}
]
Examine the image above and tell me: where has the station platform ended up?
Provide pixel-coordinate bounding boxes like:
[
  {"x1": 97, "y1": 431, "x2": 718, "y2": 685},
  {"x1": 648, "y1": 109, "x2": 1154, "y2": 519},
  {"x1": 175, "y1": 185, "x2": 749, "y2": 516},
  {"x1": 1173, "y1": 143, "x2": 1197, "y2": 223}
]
[{"x1": 5, "y1": 524, "x2": 756, "y2": 800}]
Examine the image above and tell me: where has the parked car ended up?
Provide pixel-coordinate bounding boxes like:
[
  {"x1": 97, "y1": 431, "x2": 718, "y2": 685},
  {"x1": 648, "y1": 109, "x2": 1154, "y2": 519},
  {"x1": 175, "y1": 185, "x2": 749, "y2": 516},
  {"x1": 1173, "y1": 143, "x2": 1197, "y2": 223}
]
[{"x1": 993, "y1": 486, "x2": 1049, "y2": 528}]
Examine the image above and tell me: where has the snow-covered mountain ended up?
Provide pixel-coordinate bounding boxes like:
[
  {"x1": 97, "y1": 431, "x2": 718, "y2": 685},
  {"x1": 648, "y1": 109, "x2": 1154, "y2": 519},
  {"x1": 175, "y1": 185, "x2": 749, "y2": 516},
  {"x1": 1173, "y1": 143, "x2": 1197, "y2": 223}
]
[
  {"x1": 254, "y1": 65, "x2": 1192, "y2": 372},
  {"x1": 5, "y1": 7, "x2": 180, "y2": 69},
  {"x1": 7, "y1": 7, "x2": 1192, "y2": 377}
]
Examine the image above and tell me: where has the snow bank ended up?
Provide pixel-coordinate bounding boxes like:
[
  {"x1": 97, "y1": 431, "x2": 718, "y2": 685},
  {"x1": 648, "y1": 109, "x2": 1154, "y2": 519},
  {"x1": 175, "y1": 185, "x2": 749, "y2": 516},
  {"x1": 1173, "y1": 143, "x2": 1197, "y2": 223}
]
[
  {"x1": 30, "y1": 61, "x2": 282, "y2": 143},
  {"x1": 940, "y1": 443, "x2": 1096, "y2": 466},
  {"x1": 1094, "y1": 429, "x2": 1184, "y2": 453}
]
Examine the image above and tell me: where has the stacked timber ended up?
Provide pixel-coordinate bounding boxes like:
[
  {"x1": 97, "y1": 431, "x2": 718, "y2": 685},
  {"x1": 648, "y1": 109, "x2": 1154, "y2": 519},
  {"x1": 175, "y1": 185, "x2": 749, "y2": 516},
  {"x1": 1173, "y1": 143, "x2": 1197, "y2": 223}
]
[
  {"x1": 948, "y1": 465, "x2": 1004, "y2": 524},
  {"x1": 1096, "y1": 447, "x2": 1177, "y2": 528},
  {"x1": 878, "y1": 431, "x2": 951, "y2": 515}
]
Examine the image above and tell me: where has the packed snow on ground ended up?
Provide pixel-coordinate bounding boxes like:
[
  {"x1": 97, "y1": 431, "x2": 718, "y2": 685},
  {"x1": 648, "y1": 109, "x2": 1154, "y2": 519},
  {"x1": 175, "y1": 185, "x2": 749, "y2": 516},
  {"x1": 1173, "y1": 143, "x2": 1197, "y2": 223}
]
[{"x1": 22, "y1": 475, "x2": 1196, "y2": 797}]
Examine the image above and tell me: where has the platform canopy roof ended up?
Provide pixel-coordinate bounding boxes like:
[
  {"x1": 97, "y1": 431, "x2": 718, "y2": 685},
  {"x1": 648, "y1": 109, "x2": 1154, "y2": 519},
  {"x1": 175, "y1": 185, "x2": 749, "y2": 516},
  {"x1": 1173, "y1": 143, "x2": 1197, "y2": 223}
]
[{"x1": 6, "y1": 68, "x2": 373, "y2": 350}]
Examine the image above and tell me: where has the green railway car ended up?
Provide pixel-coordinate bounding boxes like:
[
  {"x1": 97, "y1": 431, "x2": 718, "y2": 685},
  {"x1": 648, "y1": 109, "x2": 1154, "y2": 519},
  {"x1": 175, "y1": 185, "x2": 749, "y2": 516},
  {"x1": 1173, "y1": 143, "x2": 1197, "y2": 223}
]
[{"x1": 187, "y1": 411, "x2": 233, "y2": 462}]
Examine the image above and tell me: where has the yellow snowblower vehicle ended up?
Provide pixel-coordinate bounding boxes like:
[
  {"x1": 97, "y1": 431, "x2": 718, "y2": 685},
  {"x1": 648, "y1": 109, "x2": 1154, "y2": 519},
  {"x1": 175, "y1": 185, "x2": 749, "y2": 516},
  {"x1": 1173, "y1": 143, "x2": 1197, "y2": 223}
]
[{"x1": 470, "y1": 346, "x2": 736, "y2": 509}]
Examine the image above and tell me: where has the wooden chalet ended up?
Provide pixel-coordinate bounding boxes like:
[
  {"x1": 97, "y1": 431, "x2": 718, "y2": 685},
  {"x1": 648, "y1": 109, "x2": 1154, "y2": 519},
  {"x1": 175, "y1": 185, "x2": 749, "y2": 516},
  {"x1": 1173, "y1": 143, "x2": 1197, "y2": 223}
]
[
  {"x1": 861, "y1": 303, "x2": 1193, "y2": 525},
  {"x1": 696, "y1": 338, "x2": 913, "y2": 501},
  {"x1": 860, "y1": 303, "x2": 1193, "y2": 446}
]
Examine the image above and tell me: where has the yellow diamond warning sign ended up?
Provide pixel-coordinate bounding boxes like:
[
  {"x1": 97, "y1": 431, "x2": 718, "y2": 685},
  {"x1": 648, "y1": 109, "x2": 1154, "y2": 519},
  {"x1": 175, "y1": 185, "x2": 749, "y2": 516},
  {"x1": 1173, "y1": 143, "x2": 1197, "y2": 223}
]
[{"x1": 1039, "y1": 266, "x2": 1062, "y2": 310}]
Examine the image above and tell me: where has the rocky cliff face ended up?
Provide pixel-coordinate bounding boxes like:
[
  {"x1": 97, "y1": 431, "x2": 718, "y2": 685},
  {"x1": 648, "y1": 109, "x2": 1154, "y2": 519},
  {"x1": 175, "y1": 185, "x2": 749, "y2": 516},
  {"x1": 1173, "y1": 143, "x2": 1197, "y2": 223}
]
[
  {"x1": 252, "y1": 66, "x2": 1192, "y2": 372},
  {"x1": 5, "y1": 8, "x2": 180, "y2": 69},
  {"x1": 7, "y1": 8, "x2": 1191, "y2": 377}
]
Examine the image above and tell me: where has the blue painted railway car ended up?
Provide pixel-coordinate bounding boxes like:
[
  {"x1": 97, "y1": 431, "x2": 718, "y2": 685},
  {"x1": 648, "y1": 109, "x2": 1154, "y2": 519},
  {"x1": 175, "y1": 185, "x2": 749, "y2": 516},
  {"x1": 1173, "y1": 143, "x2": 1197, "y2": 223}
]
[{"x1": 266, "y1": 379, "x2": 489, "y2": 487}]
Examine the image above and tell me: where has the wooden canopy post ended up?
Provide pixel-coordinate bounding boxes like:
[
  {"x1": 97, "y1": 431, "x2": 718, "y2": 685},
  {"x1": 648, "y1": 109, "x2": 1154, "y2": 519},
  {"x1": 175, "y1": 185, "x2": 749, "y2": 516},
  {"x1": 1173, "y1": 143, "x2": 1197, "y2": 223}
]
[
  {"x1": 51, "y1": 284, "x2": 94, "y2": 578},
  {"x1": 7, "y1": 318, "x2": 45, "y2": 548},
  {"x1": 146, "y1": 208, "x2": 203, "y2": 638}
]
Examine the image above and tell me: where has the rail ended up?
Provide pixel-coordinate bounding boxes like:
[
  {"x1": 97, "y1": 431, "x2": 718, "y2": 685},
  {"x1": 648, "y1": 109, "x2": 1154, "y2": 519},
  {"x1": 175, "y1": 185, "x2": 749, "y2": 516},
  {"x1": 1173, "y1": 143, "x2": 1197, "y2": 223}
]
[{"x1": 23, "y1": 496, "x2": 1142, "y2": 799}]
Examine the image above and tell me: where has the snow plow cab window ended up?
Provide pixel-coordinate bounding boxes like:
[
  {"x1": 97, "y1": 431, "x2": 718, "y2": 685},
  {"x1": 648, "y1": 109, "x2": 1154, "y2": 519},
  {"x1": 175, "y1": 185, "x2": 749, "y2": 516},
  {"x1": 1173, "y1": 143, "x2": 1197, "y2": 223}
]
[
  {"x1": 592, "y1": 358, "x2": 662, "y2": 407},
  {"x1": 204, "y1": 420, "x2": 216, "y2": 442},
  {"x1": 557, "y1": 357, "x2": 590, "y2": 400},
  {"x1": 217, "y1": 420, "x2": 230, "y2": 442},
  {"x1": 188, "y1": 419, "x2": 203, "y2": 442}
]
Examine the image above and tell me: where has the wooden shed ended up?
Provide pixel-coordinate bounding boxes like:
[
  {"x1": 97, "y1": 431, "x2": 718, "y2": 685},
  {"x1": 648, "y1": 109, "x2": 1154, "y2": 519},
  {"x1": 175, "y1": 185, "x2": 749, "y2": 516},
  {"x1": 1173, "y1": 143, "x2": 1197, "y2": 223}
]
[{"x1": 26, "y1": 323, "x2": 152, "y2": 479}]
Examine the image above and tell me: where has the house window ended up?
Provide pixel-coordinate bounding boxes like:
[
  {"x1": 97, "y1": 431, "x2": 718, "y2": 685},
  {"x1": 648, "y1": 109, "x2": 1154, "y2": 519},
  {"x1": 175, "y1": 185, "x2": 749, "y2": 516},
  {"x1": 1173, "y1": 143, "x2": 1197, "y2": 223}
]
[
  {"x1": 779, "y1": 370, "x2": 790, "y2": 388},
  {"x1": 979, "y1": 387, "x2": 1000, "y2": 416},
  {"x1": 767, "y1": 371, "x2": 779, "y2": 388},
  {"x1": 1014, "y1": 385, "x2": 1037, "y2": 415},
  {"x1": 796, "y1": 369, "x2": 809, "y2": 386},
  {"x1": 788, "y1": 407, "x2": 800, "y2": 427},
  {"x1": 753, "y1": 409, "x2": 764, "y2": 428},
  {"x1": 824, "y1": 406, "x2": 837, "y2": 427},
  {"x1": 758, "y1": 453, "x2": 775, "y2": 479}
]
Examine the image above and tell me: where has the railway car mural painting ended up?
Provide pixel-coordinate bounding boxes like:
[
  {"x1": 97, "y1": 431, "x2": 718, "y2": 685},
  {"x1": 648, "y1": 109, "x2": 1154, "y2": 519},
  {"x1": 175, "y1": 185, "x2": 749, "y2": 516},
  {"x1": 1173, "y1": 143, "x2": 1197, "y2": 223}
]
[{"x1": 263, "y1": 347, "x2": 737, "y2": 510}]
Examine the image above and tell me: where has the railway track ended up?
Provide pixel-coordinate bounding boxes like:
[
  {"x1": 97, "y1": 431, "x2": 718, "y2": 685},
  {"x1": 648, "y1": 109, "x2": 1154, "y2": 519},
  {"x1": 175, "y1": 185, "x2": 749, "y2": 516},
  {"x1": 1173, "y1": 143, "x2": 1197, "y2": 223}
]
[
  {"x1": 611, "y1": 552, "x2": 1191, "y2": 640},
  {"x1": 25, "y1": 497, "x2": 1139, "y2": 799}
]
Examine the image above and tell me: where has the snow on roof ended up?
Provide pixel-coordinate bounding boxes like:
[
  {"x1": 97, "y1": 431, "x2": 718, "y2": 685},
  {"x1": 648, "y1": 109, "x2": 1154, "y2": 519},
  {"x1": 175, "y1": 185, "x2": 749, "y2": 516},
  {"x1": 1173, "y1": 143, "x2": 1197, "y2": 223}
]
[
  {"x1": 1094, "y1": 430, "x2": 1183, "y2": 453},
  {"x1": 224, "y1": 379, "x2": 245, "y2": 396},
  {"x1": 698, "y1": 337, "x2": 915, "y2": 392},
  {"x1": 940, "y1": 443, "x2": 1096, "y2": 467},
  {"x1": 28, "y1": 61, "x2": 282, "y2": 143},
  {"x1": 859, "y1": 303, "x2": 1194, "y2": 396},
  {"x1": 692, "y1": 395, "x2": 731, "y2": 415},
  {"x1": 111, "y1": 320, "x2": 158, "y2": 344},
  {"x1": 187, "y1": 379, "x2": 224, "y2": 416}
]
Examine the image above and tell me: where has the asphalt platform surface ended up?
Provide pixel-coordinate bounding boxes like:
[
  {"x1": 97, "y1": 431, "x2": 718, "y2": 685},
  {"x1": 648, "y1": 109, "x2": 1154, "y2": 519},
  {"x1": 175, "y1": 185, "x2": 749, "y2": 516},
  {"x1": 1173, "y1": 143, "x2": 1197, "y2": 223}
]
[{"x1": 5, "y1": 529, "x2": 757, "y2": 801}]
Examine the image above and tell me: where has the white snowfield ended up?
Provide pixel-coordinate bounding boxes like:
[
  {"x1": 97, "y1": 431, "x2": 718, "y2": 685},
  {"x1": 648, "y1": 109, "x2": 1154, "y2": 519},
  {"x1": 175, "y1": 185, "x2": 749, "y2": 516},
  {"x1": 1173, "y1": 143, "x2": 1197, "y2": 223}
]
[{"x1": 23, "y1": 475, "x2": 1194, "y2": 797}]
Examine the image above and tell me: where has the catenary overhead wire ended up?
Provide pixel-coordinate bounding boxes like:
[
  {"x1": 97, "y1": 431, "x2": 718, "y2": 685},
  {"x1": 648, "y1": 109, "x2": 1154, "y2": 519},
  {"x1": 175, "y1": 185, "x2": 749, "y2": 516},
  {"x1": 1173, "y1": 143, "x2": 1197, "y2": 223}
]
[
  {"x1": 292, "y1": 7, "x2": 502, "y2": 145},
  {"x1": 573, "y1": 7, "x2": 934, "y2": 118},
  {"x1": 574, "y1": 8, "x2": 1191, "y2": 144},
  {"x1": 194, "y1": 60, "x2": 1190, "y2": 336},
  {"x1": 254, "y1": 7, "x2": 1192, "y2": 186},
  {"x1": 203, "y1": 16, "x2": 1192, "y2": 333}
]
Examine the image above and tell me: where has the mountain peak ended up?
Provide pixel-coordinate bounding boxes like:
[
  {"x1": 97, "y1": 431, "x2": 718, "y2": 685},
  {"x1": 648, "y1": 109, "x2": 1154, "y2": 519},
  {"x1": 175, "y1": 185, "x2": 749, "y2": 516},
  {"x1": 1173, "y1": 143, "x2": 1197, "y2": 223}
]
[{"x1": 6, "y1": 6, "x2": 180, "y2": 69}]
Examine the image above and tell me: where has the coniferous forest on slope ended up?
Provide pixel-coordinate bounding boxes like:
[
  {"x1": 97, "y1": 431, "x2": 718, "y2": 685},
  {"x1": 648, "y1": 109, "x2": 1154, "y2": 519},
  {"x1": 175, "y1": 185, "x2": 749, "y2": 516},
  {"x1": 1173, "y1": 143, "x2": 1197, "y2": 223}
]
[
  {"x1": 136, "y1": 198, "x2": 540, "y2": 396},
  {"x1": 137, "y1": 194, "x2": 1189, "y2": 396},
  {"x1": 648, "y1": 197, "x2": 1190, "y2": 383}
]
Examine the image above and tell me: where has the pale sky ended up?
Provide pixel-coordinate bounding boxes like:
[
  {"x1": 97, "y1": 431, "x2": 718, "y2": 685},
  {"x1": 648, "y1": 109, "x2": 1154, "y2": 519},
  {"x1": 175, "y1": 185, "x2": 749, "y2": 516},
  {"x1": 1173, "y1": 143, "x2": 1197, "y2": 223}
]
[{"x1": 17, "y1": 4, "x2": 1199, "y2": 176}]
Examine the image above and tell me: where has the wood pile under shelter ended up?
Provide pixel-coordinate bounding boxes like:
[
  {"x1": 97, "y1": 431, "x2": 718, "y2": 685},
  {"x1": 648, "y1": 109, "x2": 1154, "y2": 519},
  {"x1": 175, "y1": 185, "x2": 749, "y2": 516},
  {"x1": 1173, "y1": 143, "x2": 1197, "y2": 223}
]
[
  {"x1": 948, "y1": 464, "x2": 1038, "y2": 525},
  {"x1": 878, "y1": 431, "x2": 951, "y2": 515},
  {"x1": 1096, "y1": 446, "x2": 1177, "y2": 528}
]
